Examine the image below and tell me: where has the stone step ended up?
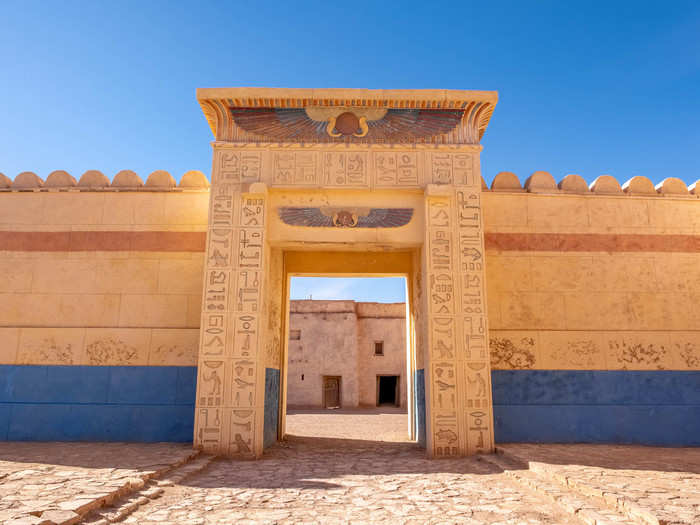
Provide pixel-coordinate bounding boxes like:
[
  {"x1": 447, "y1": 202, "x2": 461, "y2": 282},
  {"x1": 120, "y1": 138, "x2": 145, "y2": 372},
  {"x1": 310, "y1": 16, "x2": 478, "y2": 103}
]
[
  {"x1": 496, "y1": 447, "x2": 661, "y2": 525},
  {"x1": 81, "y1": 453, "x2": 216, "y2": 524},
  {"x1": 479, "y1": 453, "x2": 630, "y2": 525}
]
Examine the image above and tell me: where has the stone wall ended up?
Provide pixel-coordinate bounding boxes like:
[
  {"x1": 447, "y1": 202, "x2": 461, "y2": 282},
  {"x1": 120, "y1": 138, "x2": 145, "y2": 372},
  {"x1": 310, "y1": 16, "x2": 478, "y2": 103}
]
[
  {"x1": 482, "y1": 171, "x2": 700, "y2": 445},
  {"x1": 1, "y1": 168, "x2": 699, "y2": 445},
  {"x1": 0, "y1": 170, "x2": 208, "y2": 441},
  {"x1": 286, "y1": 300, "x2": 407, "y2": 409}
]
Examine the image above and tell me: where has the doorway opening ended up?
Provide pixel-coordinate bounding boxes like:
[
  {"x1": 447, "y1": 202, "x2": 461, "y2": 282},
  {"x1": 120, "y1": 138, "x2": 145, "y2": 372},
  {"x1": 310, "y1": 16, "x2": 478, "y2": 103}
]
[
  {"x1": 377, "y1": 375, "x2": 399, "y2": 406},
  {"x1": 279, "y1": 261, "x2": 418, "y2": 445},
  {"x1": 323, "y1": 376, "x2": 341, "y2": 408}
]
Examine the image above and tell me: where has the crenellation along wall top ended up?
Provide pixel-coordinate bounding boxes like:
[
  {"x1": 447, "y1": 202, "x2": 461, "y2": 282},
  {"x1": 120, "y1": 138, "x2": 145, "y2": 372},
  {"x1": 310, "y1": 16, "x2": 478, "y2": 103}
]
[
  {"x1": 489, "y1": 170, "x2": 700, "y2": 199},
  {"x1": 0, "y1": 170, "x2": 210, "y2": 192}
]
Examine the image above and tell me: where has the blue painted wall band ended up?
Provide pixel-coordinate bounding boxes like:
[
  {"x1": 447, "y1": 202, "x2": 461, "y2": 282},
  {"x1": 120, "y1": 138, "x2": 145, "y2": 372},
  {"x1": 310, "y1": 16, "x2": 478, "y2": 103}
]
[
  {"x1": 0, "y1": 365, "x2": 196, "y2": 442},
  {"x1": 492, "y1": 370, "x2": 700, "y2": 446},
  {"x1": 264, "y1": 367, "x2": 280, "y2": 448},
  {"x1": 414, "y1": 368, "x2": 426, "y2": 447},
  {"x1": 2, "y1": 365, "x2": 698, "y2": 446}
]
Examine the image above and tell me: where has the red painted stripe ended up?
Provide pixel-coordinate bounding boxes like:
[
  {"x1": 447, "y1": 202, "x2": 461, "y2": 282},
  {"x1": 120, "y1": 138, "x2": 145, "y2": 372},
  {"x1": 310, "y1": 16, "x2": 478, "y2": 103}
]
[
  {"x1": 0, "y1": 231, "x2": 206, "y2": 252},
  {"x1": 0, "y1": 231, "x2": 699, "y2": 253},
  {"x1": 485, "y1": 233, "x2": 700, "y2": 252}
]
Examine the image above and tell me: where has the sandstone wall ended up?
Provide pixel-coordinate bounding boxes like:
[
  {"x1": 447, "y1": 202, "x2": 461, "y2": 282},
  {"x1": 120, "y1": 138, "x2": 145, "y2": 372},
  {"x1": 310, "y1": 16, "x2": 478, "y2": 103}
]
[
  {"x1": 356, "y1": 303, "x2": 407, "y2": 407},
  {"x1": 0, "y1": 170, "x2": 209, "y2": 441},
  {"x1": 286, "y1": 300, "x2": 407, "y2": 409},
  {"x1": 482, "y1": 172, "x2": 700, "y2": 445},
  {"x1": 286, "y1": 300, "x2": 360, "y2": 408}
]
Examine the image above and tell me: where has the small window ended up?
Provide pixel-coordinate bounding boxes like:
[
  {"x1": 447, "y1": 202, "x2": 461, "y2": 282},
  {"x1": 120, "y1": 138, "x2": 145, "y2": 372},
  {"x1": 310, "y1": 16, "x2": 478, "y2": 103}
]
[
  {"x1": 290, "y1": 329, "x2": 301, "y2": 340},
  {"x1": 374, "y1": 341, "x2": 384, "y2": 356}
]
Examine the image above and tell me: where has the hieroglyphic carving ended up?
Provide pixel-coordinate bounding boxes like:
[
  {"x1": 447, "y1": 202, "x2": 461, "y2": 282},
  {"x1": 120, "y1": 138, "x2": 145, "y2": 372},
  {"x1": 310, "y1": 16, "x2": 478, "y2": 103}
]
[
  {"x1": 195, "y1": 148, "x2": 267, "y2": 457},
  {"x1": 272, "y1": 151, "x2": 318, "y2": 185},
  {"x1": 374, "y1": 152, "x2": 420, "y2": 187},
  {"x1": 215, "y1": 151, "x2": 262, "y2": 184},
  {"x1": 229, "y1": 409, "x2": 255, "y2": 455},
  {"x1": 430, "y1": 153, "x2": 474, "y2": 186},
  {"x1": 322, "y1": 152, "x2": 368, "y2": 186},
  {"x1": 425, "y1": 152, "x2": 493, "y2": 457}
]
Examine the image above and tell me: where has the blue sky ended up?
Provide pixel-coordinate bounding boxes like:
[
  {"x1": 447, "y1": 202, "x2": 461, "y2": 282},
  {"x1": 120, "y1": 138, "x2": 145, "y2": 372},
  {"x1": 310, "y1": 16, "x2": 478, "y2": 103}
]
[
  {"x1": 1, "y1": 1, "x2": 699, "y2": 302},
  {"x1": 1, "y1": 0, "x2": 698, "y2": 187},
  {"x1": 290, "y1": 277, "x2": 406, "y2": 303}
]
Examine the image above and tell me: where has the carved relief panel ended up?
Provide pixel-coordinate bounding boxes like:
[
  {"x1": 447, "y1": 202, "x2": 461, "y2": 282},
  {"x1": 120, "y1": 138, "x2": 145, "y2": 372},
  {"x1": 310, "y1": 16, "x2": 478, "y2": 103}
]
[
  {"x1": 194, "y1": 148, "x2": 267, "y2": 457},
  {"x1": 424, "y1": 152, "x2": 493, "y2": 457}
]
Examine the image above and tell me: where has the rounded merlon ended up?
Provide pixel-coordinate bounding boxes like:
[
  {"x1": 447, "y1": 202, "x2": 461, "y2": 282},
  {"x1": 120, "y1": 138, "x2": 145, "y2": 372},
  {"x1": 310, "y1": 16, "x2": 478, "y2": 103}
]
[
  {"x1": 146, "y1": 170, "x2": 176, "y2": 188},
  {"x1": 524, "y1": 171, "x2": 557, "y2": 192},
  {"x1": 112, "y1": 170, "x2": 144, "y2": 188},
  {"x1": 45, "y1": 170, "x2": 77, "y2": 188},
  {"x1": 622, "y1": 176, "x2": 655, "y2": 194},
  {"x1": 12, "y1": 171, "x2": 44, "y2": 189},
  {"x1": 589, "y1": 175, "x2": 622, "y2": 194},
  {"x1": 557, "y1": 174, "x2": 588, "y2": 193},
  {"x1": 655, "y1": 177, "x2": 689, "y2": 195},
  {"x1": 491, "y1": 171, "x2": 522, "y2": 191},
  {"x1": 78, "y1": 170, "x2": 110, "y2": 188},
  {"x1": 179, "y1": 170, "x2": 210, "y2": 188}
]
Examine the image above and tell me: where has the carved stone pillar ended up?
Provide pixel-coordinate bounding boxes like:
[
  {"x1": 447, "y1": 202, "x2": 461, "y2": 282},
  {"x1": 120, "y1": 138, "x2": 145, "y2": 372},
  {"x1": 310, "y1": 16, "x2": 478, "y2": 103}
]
[
  {"x1": 423, "y1": 151, "x2": 494, "y2": 457},
  {"x1": 193, "y1": 146, "x2": 268, "y2": 457}
]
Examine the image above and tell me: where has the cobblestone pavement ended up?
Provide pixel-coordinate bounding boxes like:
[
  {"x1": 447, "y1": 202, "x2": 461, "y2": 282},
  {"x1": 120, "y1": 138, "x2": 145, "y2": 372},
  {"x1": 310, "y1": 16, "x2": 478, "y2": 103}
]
[
  {"x1": 286, "y1": 408, "x2": 410, "y2": 442},
  {"x1": 121, "y1": 436, "x2": 575, "y2": 525},
  {"x1": 1, "y1": 414, "x2": 698, "y2": 524},
  {"x1": 499, "y1": 443, "x2": 700, "y2": 525},
  {"x1": 0, "y1": 442, "x2": 196, "y2": 524}
]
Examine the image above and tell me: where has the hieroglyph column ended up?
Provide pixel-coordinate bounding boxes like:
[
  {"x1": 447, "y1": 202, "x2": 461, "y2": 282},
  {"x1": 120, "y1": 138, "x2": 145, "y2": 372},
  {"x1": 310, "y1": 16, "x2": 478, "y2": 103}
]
[
  {"x1": 424, "y1": 152, "x2": 495, "y2": 457},
  {"x1": 193, "y1": 147, "x2": 267, "y2": 457}
]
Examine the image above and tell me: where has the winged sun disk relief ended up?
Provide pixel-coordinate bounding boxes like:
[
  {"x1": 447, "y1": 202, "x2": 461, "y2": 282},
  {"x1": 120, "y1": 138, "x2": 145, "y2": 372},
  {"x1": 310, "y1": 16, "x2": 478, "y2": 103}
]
[
  {"x1": 278, "y1": 207, "x2": 414, "y2": 228},
  {"x1": 230, "y1": 107, "x2": 464, "y2": 142}
]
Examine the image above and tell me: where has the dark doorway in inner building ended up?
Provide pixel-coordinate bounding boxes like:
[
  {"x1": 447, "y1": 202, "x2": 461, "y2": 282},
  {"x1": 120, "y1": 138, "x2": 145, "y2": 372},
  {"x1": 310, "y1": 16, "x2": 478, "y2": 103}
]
[
  {"x1": 377, "y1": 375, "x2": 399, "y2": 406},
  {"x1": 323, "y1": 376, "x2": 341, "y2": 408}
]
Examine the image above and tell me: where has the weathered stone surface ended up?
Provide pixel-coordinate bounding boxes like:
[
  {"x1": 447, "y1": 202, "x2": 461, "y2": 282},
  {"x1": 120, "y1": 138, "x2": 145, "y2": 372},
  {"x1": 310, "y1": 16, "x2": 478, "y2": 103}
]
[
  {"x1": 12, "y1": 171, "x2": 44, "y2": 189},
  {"x1": 558, "y1": 173, "x2": 589, "y2": 193},
  {"x1": 622, "y1": 175, "x2": 656, "y2": 194},
  {"x1": 178, "y1": 170, "x2": 209, "y2": 188},
  {"x1": 656, "y1": 177, "x2": 689, "y2": 195},
  {"x1": 145, "y1": 170, "x2": 176, "y2": 188},
  {"x1": 589, "y1": 175, "x2": 622, "y2": 194},
  {"x1": 0, "y1": 443, "x2": 196, "y2": 524},
  {"x1": 524, "y1": 170, "x2": 557, "y2": 193},
  {"x1": 111, "y1": 169, "x2": 143, "y2": 187},
  {"x1": 39, "y1": 509, "x2": 80, "y2": 525},
  {"x1": 78, "y1": 170, "x2": 110, "y2": 188},
  {"x1": 44, "y1": 170, "x2": 77, "y2": 188},
  {"x1": 491, "y1": 171, "x2": 523, "y2": 191}
]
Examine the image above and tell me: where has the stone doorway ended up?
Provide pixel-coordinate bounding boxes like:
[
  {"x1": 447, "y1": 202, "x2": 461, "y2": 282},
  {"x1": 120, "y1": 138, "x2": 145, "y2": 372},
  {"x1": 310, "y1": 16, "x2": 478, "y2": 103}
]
[
  {"x1": 276, "y1": 251, "x2": 420, "y2": 448},
  {"x1": 377, "y1": 375, "x2": 399, "y2": 407},
  {"x1": 193, "y1": 87, "x2": 497, "y2": 459},
  {"x1": 323, "y1": 376, "x2": 341, "y2": 408}
]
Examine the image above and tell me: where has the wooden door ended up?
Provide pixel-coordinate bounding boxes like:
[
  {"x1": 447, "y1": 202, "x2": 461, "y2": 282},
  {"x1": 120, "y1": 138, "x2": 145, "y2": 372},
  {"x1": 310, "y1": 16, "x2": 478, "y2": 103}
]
[{"x1": 323, "y1": 376, "x2": 340, "y2": 408}]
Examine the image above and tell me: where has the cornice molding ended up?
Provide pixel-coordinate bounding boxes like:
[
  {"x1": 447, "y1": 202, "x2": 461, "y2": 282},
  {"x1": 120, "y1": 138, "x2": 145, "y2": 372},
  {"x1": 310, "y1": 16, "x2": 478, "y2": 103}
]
[{"x1": 198, "y1": 87, "x2": 498, "y2": 146}]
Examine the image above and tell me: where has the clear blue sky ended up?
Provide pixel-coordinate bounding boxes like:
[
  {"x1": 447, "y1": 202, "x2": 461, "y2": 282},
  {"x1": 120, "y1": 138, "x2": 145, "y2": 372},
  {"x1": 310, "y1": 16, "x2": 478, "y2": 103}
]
[
  {"x1": 1, "y1": 0, "x2": 698, "y2": 187},
  {"x1": 2, "y1": 1, "x2": 699, "y2": 302},
  {"x1": 290, "y1": 277, "x2": 406, "y2": 303}
]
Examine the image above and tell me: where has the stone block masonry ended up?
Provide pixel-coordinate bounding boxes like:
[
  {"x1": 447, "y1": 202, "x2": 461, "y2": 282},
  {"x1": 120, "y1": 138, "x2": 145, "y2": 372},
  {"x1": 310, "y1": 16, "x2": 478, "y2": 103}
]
[{"x1": 0, "y1": 86, "x2": 698, "y2": 454}]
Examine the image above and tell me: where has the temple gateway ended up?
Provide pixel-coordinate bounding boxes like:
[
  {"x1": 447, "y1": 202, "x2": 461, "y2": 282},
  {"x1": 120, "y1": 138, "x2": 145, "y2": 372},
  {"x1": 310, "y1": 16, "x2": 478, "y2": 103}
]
[{"x1": 0, "y1": 88, "x2": 698, "y2": 458}]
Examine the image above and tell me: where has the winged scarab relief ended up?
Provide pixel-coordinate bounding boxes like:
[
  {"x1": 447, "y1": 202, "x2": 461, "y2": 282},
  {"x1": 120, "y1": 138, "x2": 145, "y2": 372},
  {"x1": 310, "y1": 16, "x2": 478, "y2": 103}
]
[
  {"x1": 230, "y1": 106, "x2": 465, "y2": 142},
  {"x1": 278, "y1": 207, "x2": 413, "y2": 228}
]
